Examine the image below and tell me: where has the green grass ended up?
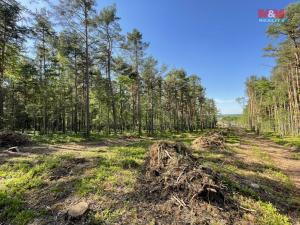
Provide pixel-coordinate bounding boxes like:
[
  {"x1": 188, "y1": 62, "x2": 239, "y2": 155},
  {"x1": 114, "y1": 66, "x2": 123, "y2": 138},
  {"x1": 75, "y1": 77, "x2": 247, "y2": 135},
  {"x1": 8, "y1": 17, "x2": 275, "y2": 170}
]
[
  {"x1": 29, "y1": 133, "x2": 85, "y2": 144},
  {"x1": 223, "y1": 175, "x2": 259, "y2": 199},
  {"x1": 28, "y1": 130, "x2": 204, "y2": 145},
  {"x1": 269, "y1": 135, "x2": 300, "y2": 160},
  {"x1": 91, "y1": 208, "x2": 127, "y2": 224},
  {"x1": 274, "y1": 137, "x2": 300, "y2": 148},
  {"x1": 29, "y1": 132, "x2": 120, "y2": 144},
  {"x1": 257, "y1": 202, "x2": 290, "y2": 225},
  {"x1": 245, "y1": 199, "x2": 290, "y2": 225},
  {"x1": 264, "y1": 169, "x2": 293, "y2": 188},
  {"x1": 264, "y1": 133, "x2": 300, "y2": 149},
  {"x1": 225, "y1": 134, "x2": 241, "y2": 144},
  {"x1": 0, "y1": 155, "x2": 72, "y2": 225},
  {"x1": 0, "y1": 192, "x2": 36, "y2": 225},
  {"x1": 75, "y1": 143, "x2": 147, "y2": 197},
  {"x1": 252, "y1": 147, "x2": 274, "y2": 166},
  {"x1": 0, "y1": 157, "x2": 63, "y2": 193}
]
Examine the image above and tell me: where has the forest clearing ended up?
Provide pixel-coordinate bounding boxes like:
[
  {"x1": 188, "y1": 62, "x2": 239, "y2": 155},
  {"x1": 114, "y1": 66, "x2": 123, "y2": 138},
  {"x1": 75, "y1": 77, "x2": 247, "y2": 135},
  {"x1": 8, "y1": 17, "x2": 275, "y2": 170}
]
[
  {"x1": 1, "y1": 0, "x2": 300, "y2": 224},
  {"x1": 0, "y1": 129, "x2": 299, "y2": 224}
]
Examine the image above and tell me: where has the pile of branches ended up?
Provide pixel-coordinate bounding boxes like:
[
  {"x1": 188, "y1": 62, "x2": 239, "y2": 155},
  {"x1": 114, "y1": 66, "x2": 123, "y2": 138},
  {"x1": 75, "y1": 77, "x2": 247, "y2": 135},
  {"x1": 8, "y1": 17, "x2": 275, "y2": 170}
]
[
  {"x1": 140, "y1": 141, "x2": 224, "y2": 211},
  {"x1": 0, "y1": 131, "x2": 31, "y2": 147},
  {"x1": 192, "y1": 131, "x2": 225, "y2": 150},
  {"x1": 218, "y1": 128, "x2": 231, "y2": 136}
]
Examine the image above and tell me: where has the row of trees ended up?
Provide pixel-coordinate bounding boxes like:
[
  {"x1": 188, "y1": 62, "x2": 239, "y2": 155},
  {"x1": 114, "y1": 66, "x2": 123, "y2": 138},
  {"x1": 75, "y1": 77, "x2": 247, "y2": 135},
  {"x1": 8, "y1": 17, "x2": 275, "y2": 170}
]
[
  {"x1": 0, "y1": 0, "x2": 217, "y2": 136},
  {"x1": 244, "y1": 3, "x2": 300, "y2": 135}
]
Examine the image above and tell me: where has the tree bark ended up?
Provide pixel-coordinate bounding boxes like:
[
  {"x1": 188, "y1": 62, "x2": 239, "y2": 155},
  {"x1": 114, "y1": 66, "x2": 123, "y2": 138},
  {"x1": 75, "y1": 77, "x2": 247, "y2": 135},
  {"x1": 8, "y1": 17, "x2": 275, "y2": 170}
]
[{"x1": 84, "y1": 1, "x2": 90, "y2": 137}]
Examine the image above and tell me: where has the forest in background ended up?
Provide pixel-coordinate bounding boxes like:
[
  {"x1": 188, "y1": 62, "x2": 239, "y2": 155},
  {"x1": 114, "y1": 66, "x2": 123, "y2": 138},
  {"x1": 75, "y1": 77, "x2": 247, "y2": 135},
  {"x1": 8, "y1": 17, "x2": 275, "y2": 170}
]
[
  {"x1": 0, "y1": 0, "x2": 218, "y2": 136},
  {"x1": 243, "y1": 3, "x2": 300, "y2": 136}
]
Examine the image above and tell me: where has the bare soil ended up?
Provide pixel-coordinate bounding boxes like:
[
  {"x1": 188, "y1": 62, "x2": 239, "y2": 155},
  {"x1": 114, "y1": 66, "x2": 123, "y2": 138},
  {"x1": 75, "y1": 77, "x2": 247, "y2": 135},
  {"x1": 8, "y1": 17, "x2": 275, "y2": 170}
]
[{"x1": 240, "y1": 132, "x2": 300, "y2": 189}]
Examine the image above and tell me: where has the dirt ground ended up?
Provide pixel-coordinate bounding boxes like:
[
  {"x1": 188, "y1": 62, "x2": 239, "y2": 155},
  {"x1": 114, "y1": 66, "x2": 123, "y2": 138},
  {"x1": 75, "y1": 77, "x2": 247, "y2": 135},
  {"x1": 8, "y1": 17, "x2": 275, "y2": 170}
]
[{"x1": 239, "y1": 134, "x2": 300, "y2": 189}]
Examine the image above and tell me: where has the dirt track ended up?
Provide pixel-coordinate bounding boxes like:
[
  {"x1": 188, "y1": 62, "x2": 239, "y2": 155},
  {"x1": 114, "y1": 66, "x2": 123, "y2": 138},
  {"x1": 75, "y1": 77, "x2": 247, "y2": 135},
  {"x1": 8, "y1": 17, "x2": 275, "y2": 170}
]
[{"x1": 239, "y1": 133, "x2": 300, "y2": 190}]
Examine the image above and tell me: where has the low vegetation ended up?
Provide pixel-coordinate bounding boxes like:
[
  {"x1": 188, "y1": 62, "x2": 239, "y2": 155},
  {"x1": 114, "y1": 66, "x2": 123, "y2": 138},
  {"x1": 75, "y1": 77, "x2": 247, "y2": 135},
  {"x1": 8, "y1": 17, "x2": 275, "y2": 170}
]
[
  {"x1": 0, "y1": 129, "x2": 298, "y2": 224},
  {"x1": 267, "y1": 134, "x2": 300, "y2": 149}
]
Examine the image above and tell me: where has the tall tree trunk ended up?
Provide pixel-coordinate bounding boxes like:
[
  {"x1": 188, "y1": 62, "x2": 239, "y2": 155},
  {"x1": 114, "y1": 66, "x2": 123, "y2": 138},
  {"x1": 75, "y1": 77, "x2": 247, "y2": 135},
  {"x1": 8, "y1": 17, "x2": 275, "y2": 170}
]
[
  {"x1": 0, "y1": 17, "x2": 6, "y2": 129},
  {"x1": 42, "y1": 28, "x2": 48, "y2": 134},
  {"x1": 84, "y1": 1, "x2": 90, "y2": 137},
  {"x1": 131, "y1": 84, "x2": 136, "y2": 131},
  {"x1": 107, "y1": 47, "x2": 117, "y2": 134},
  {"x1": 119, "y1": 84, "x2": 124, "y2": 132},
  {"x1": 74, "y1": 51, "x2": 78, "y2": 133},
  {"x1": 150, "y1": 87, "x2": 154, "y2": 135},
  {"x1": 134, "y1": 43, "x2": 142, "y2": 135},
  {"x1": 0, "y1": 63, "x2": 4, "y2": 129}
]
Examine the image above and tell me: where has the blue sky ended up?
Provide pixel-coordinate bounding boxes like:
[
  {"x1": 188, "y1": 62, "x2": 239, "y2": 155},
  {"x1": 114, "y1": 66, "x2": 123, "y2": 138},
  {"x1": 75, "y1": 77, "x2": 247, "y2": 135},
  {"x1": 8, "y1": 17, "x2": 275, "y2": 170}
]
[{"x1": 22, "y1": 0, "x2": 297, "y2": 114}]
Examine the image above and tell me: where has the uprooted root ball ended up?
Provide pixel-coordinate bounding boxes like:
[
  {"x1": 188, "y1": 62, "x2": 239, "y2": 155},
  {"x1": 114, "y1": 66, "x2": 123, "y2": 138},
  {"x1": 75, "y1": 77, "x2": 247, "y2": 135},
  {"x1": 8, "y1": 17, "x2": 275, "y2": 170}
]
[
  {"x1": 192, "y1": 132, "x2": 225, "y2": 150},
  {"x1": 145, "y1": 141, "x2": 224, "y2": 204},
  {"x1": 149, "y1": 141, "x2": 193, "y2": 170},
  {"x1": 0, "y1": 131, "x2": 31, "y2": 147},
  {"x1": 131, "y1": 141, "x2": 241, "y2": 224}
]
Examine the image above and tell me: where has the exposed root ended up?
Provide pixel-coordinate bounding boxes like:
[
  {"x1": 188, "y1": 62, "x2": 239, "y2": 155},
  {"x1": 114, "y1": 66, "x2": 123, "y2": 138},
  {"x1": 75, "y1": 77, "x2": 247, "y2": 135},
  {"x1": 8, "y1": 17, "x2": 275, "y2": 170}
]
[
  {"x1": 144, "y1": 141, "x2": 224, "y2": 206},
  {"x1": 192, "y1": 132, "x2": 225, "y2": 150},
  {"x1": 132, "y1": 141, "x2": 238, "y2": 224},
  {"x1": 0, "y1": 131, "x2": 31, "y2": 147}
]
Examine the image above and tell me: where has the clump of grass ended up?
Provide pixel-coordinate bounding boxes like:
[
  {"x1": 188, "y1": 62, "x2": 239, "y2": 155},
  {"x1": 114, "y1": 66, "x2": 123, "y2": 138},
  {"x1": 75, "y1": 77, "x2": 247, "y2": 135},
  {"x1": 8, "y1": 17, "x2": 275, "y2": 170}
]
[
  {"x1": 222, "y1": 175, "x2": 259, "y2": 200},
  {"x1": 225, "y1": 135, "x2": 240, "y2": 144},
  {"x1": 252, "y1": 147, "x2": 273, "y2": 165},
  {"x1": 0, "y1": 156, "x2": 64, "y2": 194},
  {"x1": 238, "y1": 197, "x2": 291, "y2": 225},
  {"x1": 91, "y1": 208, "x2": 125, "y2": 224},
  {"x1": 264, "y1": 169, "x2": 293, "y2": 188},
  {"x1": 256, "y1": 201, "x2": 290, "y2": 225},
  {"x1": 288, "y1": 196, "x2": 300, "y2": 211},
  {"x1": 75, "y1": 144, "x2": 148, "y2": 196},
  {"x1": 124, "y1": 140, "x2": 152, "y2": 149},
  {"x1": 200, "y1": 151, "x2": 225, "y2": 161},
  {"x1": 120, "y1": 158, "x2": 140, "y2": 169},
  {"x1": 116, "y1": 145, "x2": 146, "y2": 158},
  {"x1": 76, "y1": 176, "x2": 104, "y2": 196},
  {"x1": 224, "y1": 164, "x2": 239, "y2": 173},
  {"x1": 0, "y1": 154, "x2": 74, "y2": 224},
  {"x1": 30, "y1": 133, "x2": 85, "y2": 144},
  {"x1": 0, "y1": 192, "x2": 35, "y2": 225},
  {"x1": 30, "y1": 132, "x2": 157, "y2": 145},
  {"x1": 265, "y1": 133, "x2": 300, "y2": 149}
]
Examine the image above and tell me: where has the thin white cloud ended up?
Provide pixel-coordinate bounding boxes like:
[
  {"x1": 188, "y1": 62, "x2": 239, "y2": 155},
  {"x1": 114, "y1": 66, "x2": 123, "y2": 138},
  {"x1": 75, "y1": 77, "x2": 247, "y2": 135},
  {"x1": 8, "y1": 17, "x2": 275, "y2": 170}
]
[{"x1": 214, "y1": 98, "x2": 236, "y2": 104}]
